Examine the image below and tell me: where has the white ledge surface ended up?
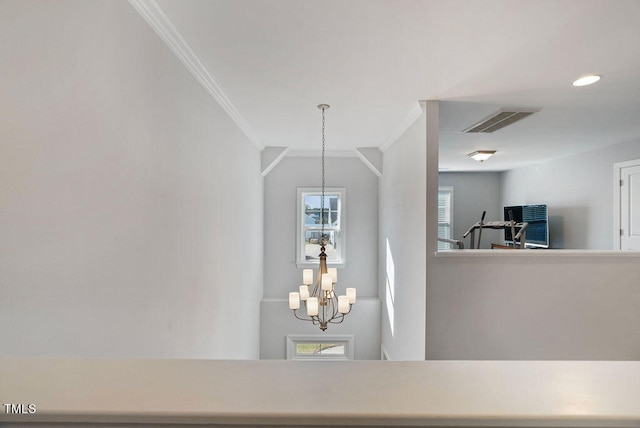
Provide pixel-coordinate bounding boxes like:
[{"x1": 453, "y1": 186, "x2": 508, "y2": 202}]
[
  {"x1": 435, "y1": 249, "x2": 640, "y2": 258},
  {"x1": 1, "y1": 359, "x2": 640, "y2": 426}
]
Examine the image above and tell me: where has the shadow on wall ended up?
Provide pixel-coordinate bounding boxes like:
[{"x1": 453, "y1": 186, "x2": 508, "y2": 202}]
[
  {"x1": 548, "y1": 206, "x2": 589, "y2": 249},
  {"x1": 385, "y1": 238, "x2": 395, "y2": 338},
  {"x1": 549, "y1": 215, "x2": 564, "y2": 249}
]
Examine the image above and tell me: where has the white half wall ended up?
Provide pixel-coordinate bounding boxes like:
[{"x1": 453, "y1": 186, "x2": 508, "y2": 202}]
[
  {"x1": 379, "y1": 108, "x2": 427, "y2": 360},
  {"x1": 3, "y1": 358, "x2": 640, "y2": 426},
  {"x1": 261, "y1": 157, "x2": 380, "y2": 359},
  {"x1": 427, "y1": 252, "x2": 640, "y2": 360},
  {"x1": 0, "y1": 0, "x2": 263, "y2": 359}
]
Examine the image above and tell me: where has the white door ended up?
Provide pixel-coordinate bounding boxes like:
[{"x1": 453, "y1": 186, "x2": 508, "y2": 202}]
[{"x1": 619, "y1": 163, "x2": 640, "y2": 250}]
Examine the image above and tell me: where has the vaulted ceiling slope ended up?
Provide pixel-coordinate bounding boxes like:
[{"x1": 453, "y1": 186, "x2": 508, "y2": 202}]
[{"x1": 141, "y1": 1, "x2": 640, "y2": 170}]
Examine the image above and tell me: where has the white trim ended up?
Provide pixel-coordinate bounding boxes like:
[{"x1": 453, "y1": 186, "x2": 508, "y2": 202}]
[
  {"x1": 286, "y1": 149, "x2": 358, "y2": 158},
  {"x1": 614, "y1": 162, "x2": 622, "y2": 249},
  {"x1": 425, "y1": 100, "x2": 440, "y2": 257},
  {"x1": 380, "y1": 102, "x2": 425, "y2": 152},
  {"x1": 286, "y1": 335, "x2": 354, "y2": 361},
  {"x1": 261, "y1": 147, "x2": 289, "y2": 177},
  {"x1": 613, "y1": 159, "x2": 640, "y2": 250},
  {"x1": 296, "y1": 187, "x2": 346, "y2": 268},
  {"x1": 355, "y1": 147, "x2": 383, "y2": 177},
  {"x1": 128, "y1": 0, "x2": 263, "y2": 151}
]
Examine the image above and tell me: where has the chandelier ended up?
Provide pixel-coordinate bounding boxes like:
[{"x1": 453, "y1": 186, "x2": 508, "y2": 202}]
[{"x1": 288, "y1": 104, "x2": 356, "y2": 331}]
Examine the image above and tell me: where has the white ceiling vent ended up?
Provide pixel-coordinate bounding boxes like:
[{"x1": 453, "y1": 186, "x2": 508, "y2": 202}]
[{"x1": 463, "y1": 108, "x2": 541, "y2": 133}]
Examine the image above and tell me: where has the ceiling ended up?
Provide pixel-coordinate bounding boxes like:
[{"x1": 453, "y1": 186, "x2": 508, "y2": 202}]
[{"x1": 150, "y1": 0, "x2": 640, "y2": 171}]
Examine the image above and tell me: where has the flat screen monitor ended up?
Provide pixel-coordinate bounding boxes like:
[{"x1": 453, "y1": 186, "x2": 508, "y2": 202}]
[{"x1": 504, "y1": 204, "x2": 549, "y2": 248}]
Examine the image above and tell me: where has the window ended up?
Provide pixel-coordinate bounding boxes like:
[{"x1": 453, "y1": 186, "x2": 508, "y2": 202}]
[
  {"x1": 297, "y1": 187, "x2": 346, "y2": 267},
  {"x1": 286, "y1": 335, "x2": 354, "y2": 361},
  {"x1": 438, "y1": 187, "x2": 453, "y2": 250}
]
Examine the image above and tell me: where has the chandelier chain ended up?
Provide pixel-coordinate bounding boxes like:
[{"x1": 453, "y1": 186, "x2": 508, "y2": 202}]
[{"x1": 321, "y1": 105, "x2": 326, "y2": 238}]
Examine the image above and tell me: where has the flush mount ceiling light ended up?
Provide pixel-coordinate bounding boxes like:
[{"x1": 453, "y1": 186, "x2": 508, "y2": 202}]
[
  {"x1": 572, "y1": 75, "x2": 601, "y2": 86},
  {"x1": 468, "y1": 150, "x2": 496, "y2": 162}
]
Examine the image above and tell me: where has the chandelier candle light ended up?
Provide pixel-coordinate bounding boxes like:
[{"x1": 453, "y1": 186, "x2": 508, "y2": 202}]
[{"x1": 288, "y1": 104, "x2": 356, "y2": 331}]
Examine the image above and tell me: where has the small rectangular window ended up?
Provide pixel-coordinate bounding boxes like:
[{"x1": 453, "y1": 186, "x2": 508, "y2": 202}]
[
  {"x1": 438, "y1": 187, "x2": 453, "y2": 250},
  {"x1": 295, "y1": 342, "x2": 344, "y2": 355},
  {"x1": 286, "y1": 335, "x2": 354, "y2": 360},
  {"x1": 297, "y1": 188, "x2": 346, "y2": 267}
]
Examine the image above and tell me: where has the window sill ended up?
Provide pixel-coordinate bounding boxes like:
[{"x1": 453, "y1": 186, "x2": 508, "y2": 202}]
[{"x1": 296, "y1": 261, "x2": 345, "y2": 269}]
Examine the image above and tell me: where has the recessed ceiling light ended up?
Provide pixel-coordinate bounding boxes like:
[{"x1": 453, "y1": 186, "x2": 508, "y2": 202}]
[
  {"x1": 468, "y1": 150, "x2": 496, "y2": 162},
  {"x1": 572, "y1": 75, "x2": 601, "y2": 87}
]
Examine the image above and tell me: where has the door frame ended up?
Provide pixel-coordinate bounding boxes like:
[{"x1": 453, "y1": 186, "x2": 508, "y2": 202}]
[{"x1": 613, "y1": 158, "x2": 640, "y2": 249}]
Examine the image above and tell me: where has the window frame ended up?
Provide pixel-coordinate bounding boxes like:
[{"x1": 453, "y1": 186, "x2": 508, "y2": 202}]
[
  {"x1": 286, "y1": 334, "x2": 354, "y2": 361},
  {"x1": 438, "y1": 186, "x2": 454, "y2": 250},
  {"x1": 296, "y1": 187, "x2": 346, "y2": 268}
]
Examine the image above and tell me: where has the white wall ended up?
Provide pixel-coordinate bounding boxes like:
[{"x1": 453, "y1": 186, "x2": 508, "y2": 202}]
[
  {"x1": 261, "y1": 157, "x2": 380, "y2": 359},
  {"x1": 501, "y1": 139, "x2": 640, "y2": 249},
  {"x1": 0, "y1": 0, "x2": 263, "y2": 359},
  {"x1": 439, "y1": 172, "x2": 503, "y2": 249},
  {"x1": 379, "y1": 110, "x2": 427, "y2": 360}
]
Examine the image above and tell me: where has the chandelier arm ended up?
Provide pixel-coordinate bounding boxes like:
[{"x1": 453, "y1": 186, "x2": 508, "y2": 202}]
[
  {"x1": 333, "y1": 292, "x2": 342, "y2": 314},
  {"x1": 322, "y1": 291, "x2": 331, "y2": 321},
  {"x1": 292, "y1": 309, "x2": 324, "y2": 327},
  {"x1": 328, "y1": 293, "x2": 337, "y2": 318},
  {"x1": 322, "y1": 293, "x2": 330, "y2": 321},
  {"x1": 291, "y1": 309, "x2": 313, "y2": 322},
  {"x1": 310, "y1": 284, "x2": 320, "y2": 297},
  {"x1": 328, "y1": 314, "x2": 345, "y2": 325},
  {"x1": 323, "y1": 298, "x2": 354, "y2": 325},
  {"x1": 339, "y1": 302, "x2": 352, "y2": 315},
  {"x1": 328, "y1": 304, "x2": 353, "y2": 324}
]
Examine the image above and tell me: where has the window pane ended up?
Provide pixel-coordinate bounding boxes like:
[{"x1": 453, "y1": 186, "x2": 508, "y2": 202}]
[
  {"x1": 438, "y1": 189, "x2": 452, "y2": 249},
  {"x1": 438, "y1": 192, "x2": 450, "y2": 222},
  {"x1": 304, "y1": 194, "x2": 339, "y2": 226},
  {"x1": 305, "y1": 230, "x2": 339, "y2": 262},
  {"x1": 296, "y1": 343, "x2": 321, "y2": 355},
  {"x1": 319, "y1": 344, "x2": 345, "y2": 355},
  {"x1": 295, "y1": 342, "x2": 345, "y2": 356},
  {"x1": 298, "y1": 188, "x2": 345, "y2": 266},
  {"x1": 438, "y1": 224, "x2": 451, "y2": 250}
]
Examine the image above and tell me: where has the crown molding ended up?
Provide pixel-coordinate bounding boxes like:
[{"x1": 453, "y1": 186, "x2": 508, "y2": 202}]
[
  {"x1": 261, "y1": 147, "x2": 289, "y2": 177},
  {"x1": 128, "y1": 0, "x2": 263, "y2": 151},
  {"x1": 379, "y1": 101, "x2": 425, "y2": 152},
  {"x1": 355, "y1": 147, "x2": 383, "y2": 177}
]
